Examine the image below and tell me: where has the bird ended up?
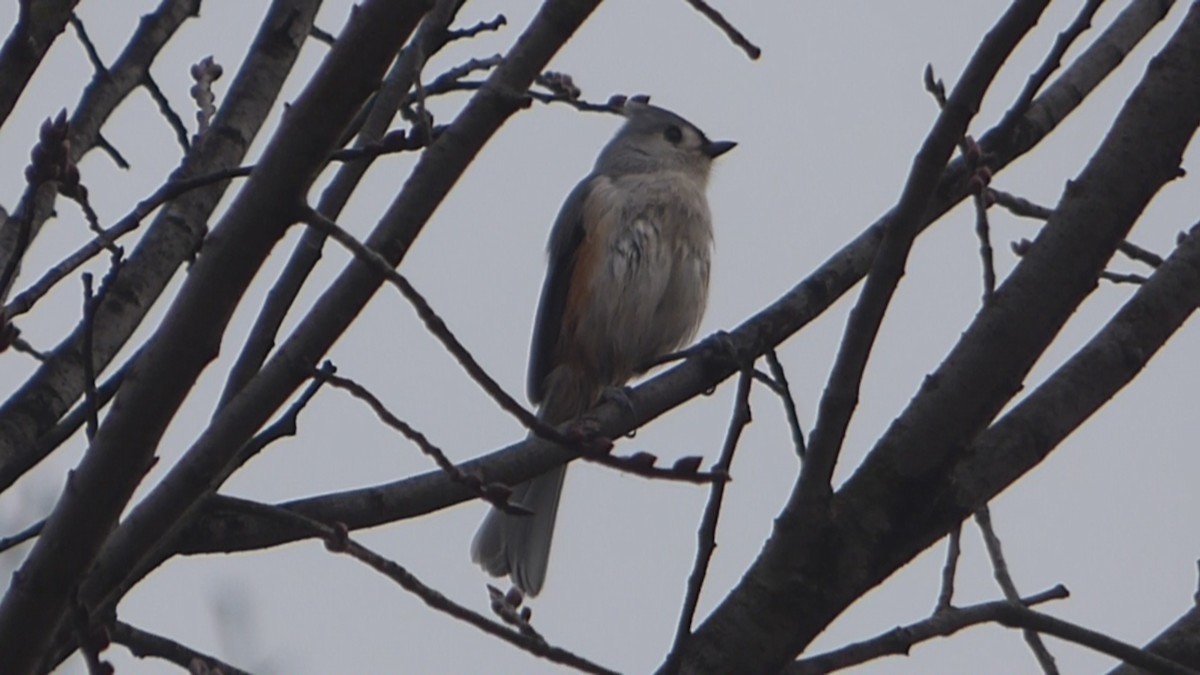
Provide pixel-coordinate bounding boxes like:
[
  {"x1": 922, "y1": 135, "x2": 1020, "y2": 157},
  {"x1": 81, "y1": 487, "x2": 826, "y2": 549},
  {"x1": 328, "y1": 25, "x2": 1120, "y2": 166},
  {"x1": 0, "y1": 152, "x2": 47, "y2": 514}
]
[{"x1": 470, "y1": 100, "x2": 735, "y2": 596}]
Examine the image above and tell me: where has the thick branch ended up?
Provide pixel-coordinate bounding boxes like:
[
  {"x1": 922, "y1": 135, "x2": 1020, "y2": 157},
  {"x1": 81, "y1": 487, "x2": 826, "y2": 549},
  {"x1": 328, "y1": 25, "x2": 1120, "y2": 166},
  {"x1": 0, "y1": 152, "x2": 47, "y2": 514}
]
[
  {"x1": 174, "y1": 0, "x2": 1179, "y2": 558},
  {"x1": 218, "y1": 0, "x2": 466, "y2": 409},
  {"x1": 0, "y1": 0, "x2": 313, "y2": 492},
  {"x1": 72, "y1": 0, "x2": 603, "y2": 650},
  {"x1": 679, "y1": 6, "x2": 1200, "y2": 671},
  {"x1": 0, "y1": 0, "x2": 385, "y2": 668},
  {"x1": 798, "y1": 0, "x2": 1049, "y2": 499},
  {"x1": 0, "y1": 0, "x2": 201, "y2": 304},
  {"x1": 0, "y1": 0, "x2": 81, "y2": 129}
]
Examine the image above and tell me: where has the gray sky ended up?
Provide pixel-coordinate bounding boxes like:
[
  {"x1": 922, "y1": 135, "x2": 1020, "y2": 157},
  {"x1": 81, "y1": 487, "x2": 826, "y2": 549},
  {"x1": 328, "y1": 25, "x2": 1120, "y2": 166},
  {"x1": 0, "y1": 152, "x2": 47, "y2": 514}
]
[{"x1": 1, "y1": 1, "x2": 1197, "y2": 673}]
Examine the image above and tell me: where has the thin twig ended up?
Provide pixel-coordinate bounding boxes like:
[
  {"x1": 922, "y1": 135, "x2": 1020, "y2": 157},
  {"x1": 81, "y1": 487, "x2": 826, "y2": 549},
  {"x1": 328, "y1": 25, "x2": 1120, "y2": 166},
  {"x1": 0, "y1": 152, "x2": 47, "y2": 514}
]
[
  {"x1": 73, "y1": 600, "x2": 110, "y2": 675},
  {"x1": 789, "y1": 586, "x2": 1070, "y2": 674},
  {"x1": 314, "y1": 369, "x2": 533, "y2": 515},
  {"x1": 303, "y1": 208, "x2": 724, "y2": 484},
  {"x1": 27, "y1": 359, "x2": 130, "y2": 464},
  {"x1": 0, "y1": 518, "x2": 45, "y2": 554},
  {"x1": 1117, "y1": 239, "x2": 1164, "y2": 268},
  {"x1": 976, "y1": 505, "x2": 1059, "y2": 673},
  {"x1": 680, "y1": 0, "x2": 761, "y2": 59},
  {"x1": 226, "y1": 498, "x2": 619, "y2": 675},
  {"x1": 928, "y1": 76, "x2": 997, "y2": 302},
  {"x1": 7, "y1": 334, "x2": 46, "y2": 361},
  {"x1": 935, "y1": 524, "x2": 963, "y2": 612},
  {"x1": 301, "y1": 207, "x2": 544, "y2": 434},
  {"x1": 64, "y1": 188, "x2": 120, "y2": 255},
  {"x1": 216, "y1": 0, "x2": 465, "y2": 410},
  {"x1": 664, "y1": 368, "x2": 754, "y2": 674},
  {"x1": 969, "y1": 159, "x2": 998, "y2": 299},
  {"x1": 142, "y1": 72, "x2": 190, "y2": 153},
  {"x1": 766, "y1": 349, "x2": 806, "y2": 458},
  {"x1": 229, "y1": 362, "x2": 332, "y2": 470},
  {"x1": 974, "y1": 204, "x2": 996, "y2": 296},
  {"x1": 69, "y1": 15, "x2": 108, "y2": 77},
  {"x1": 997, "y1": 0, "x2": 1106, "y2": 134},
  {"x1": 327, "y1": 125, "x2": 444, "y2": 162},
  {"x1": 3, "y1": 165, "x2": 251, "y2": 319},
  {"x1": 797, "y1": 1, "x2": 1049, "y2": 500},
  {"x1": 93, "y1": 133, "x2": 129, "y2": 169},
  {"x1": 423, "y1": 77, "x2": 620, "y2": 114},
  {"x1": 111, "y1": 620, "x2": 253, "y2": 675},
  {"x1": 1101, "y1": 270, "x2": 1148, "y2": 285},
  {"x1": 81, "y1": 273, "x2": 100, "y2": 439},
  {"x1": 990, "y1": 187, "x2": 1053, "y2": 220},
  {"x1": 309, "y1": 24, "x2": 335, "y2": 46},
  {"x1": 445, "y1": 14, "x2": 507, "y2": 41}
]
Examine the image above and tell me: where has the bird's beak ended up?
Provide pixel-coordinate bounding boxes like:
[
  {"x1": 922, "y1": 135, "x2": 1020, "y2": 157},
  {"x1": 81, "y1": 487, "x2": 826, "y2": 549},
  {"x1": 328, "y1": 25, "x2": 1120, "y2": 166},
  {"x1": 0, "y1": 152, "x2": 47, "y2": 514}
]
[{"x1": 702, "y1": 139, "x2": 737, "y2": 159}]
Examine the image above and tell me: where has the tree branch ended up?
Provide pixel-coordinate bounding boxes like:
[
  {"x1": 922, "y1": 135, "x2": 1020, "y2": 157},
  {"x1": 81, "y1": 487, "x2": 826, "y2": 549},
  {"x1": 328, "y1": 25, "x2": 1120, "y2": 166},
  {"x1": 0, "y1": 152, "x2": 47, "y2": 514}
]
[
  {"x1": 798, "y1": 0, "x2": 1050, "y2": 501},
  {"x1": 173, "y1": 0, "x2": 1181, "y2": 559},
  {"x1": 680, "y1": 6, "x2": 1200, "y2": 671}
]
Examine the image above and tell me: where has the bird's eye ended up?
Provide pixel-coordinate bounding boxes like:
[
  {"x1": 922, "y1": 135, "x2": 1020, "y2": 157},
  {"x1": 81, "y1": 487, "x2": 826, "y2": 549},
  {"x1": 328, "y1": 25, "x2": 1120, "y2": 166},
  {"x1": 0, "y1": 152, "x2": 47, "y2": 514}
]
[{"x1": 663, "y1": 125, "x2": 683, "y2": 144}]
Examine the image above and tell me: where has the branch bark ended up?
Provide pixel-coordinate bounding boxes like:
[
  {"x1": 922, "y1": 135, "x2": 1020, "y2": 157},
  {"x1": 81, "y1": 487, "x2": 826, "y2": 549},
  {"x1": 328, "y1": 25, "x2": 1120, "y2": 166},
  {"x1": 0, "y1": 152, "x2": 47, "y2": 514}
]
[
  {"x1": 676, "y1": 4, "x2": 1200, "y2": 671},
  {"x1": 0, "y1": 0, "x2": 411, "y2": 669},
  {"x1": 173, "y1": 0, "x2": 1180, "y2": 559}
]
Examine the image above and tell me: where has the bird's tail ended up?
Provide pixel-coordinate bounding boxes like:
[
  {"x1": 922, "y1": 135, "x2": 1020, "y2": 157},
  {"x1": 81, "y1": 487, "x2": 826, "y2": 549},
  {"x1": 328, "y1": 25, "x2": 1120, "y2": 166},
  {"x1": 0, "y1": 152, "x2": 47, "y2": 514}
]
[
  {"x1": 471, "y1": 366, "x2": 597, "y2": 596},
  {"x1": 469, "y1": 463, "x2": 567, "y2": 597}
]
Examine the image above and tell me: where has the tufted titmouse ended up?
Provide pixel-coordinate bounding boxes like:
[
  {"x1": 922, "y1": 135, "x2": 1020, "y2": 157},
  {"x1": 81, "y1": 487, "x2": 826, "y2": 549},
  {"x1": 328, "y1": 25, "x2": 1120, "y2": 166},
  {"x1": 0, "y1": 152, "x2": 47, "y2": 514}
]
[{"x1": 470, "y1": 101, "x2": 735, "y2": 596}]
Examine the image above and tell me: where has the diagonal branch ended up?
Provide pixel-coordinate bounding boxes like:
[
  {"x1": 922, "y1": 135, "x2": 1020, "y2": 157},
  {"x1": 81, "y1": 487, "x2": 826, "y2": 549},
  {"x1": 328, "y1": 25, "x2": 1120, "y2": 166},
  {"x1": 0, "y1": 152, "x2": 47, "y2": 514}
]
[
  {"x1": 663, "y1": 368, "x2": 755, "y2": 674},
  {"x1": 111, "y1": 620, "x2": 253, "y2": 675},
  {"x1": 789, "y1": 586, "x2": 1070, "y2": 674},
  {"x1": 69, "y1": 0, "x2": 606, "y2": 657},
  {"x1": 217, "y1": 0, "x2": 468, "y2": 410},
  {"x1": 680, "y1": 6, "x2": 1200, "y2": 671},
  {"x1": 0, "y1": 0, "x2": 310, "y2": 494},
  {"x1": 0, "y1": 2, "x2": 418, "y2": 670},
  {"x1": 159, "y1": 0, "x2": 1177, "y2": 592},
  {"x1": 223, "y1": 497, "x2": 619, "y2": 675},
  {"x1": 798, "y1": 0, "x2": 1051, "y2": 500},
  {"x1": 174, "y1": 0, "x2": 1181, "y2": 559},
  {"x1": 976, "y1": 505, "x2": 1058, "y2": 672},
  {"x1": 0, "y1": 0, "x2": 82, "y2": 129}
]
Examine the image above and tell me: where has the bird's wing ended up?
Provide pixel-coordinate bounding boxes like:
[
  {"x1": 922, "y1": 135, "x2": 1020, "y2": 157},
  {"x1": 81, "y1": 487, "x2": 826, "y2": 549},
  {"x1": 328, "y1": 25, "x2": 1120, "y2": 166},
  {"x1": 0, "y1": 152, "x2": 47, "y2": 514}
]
[{"x1": 528, "y1": 175, "x2": 599, "y2": 404}]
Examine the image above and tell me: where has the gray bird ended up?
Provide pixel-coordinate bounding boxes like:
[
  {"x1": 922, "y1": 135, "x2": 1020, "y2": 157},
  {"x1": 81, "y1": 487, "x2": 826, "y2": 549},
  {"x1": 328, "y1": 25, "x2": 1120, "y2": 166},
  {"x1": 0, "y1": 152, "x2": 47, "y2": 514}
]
[{"x1": 471, "y1": 101, "x2": 735, "y2": 596}]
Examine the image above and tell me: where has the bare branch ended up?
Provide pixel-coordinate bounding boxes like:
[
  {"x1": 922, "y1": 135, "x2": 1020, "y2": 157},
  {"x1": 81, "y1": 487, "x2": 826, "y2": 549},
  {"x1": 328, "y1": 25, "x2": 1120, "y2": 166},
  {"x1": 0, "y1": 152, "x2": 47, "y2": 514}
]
[
  {"x1": 766, "y1": 349, "x2": 806, "y2": 458},
  {"x1": 223, "y1": 498, "x2": 619, "y2": 675},
  {"x1": 0, "y1": 0, "x2": 314, "y2": 498},
  {"x1": 789, "y1": 586, "x2": 1071, "y2": 674},
  {"x1": 315, "y1": 368, "x2": 533, "y2": 515},
  {"x1": 68, "y1": 15, "x2": 108, "y2": 77},
  {"x1": 0, "y1": 0, "x2": 81, "y2": 128},
  {"x1": 680, "y1": 6, "x2": 1200, "y2": 671},
  {"x1": 998, "y1": 0, "x2": 1107, "y2": 135},
  {"x1": 0, "y1": 518, "x2": 44, "y2": 555},
  {"x1": 80, "y1": 273, "x2": 100, "y2": 439},
  {"x1": 111, "y1": 620, "x2": 253, "y2": 675},
  {"x1": 145, "y1": 70, "x2": 191, "y2": 152},
  {"x1": 664, "y1": 368, "x2": 755, "y2": 674},
  {"x1": 69, "y1": 4, "x2": 607, "y2": 661},
  {"x1": 976, "y1": 505, "x2": 1058, "y2": 673},
  {"x1": 935, "y1": 525, "x2": 962, "y2": 613},
  {"x1": 798, "y1": 0, "x2": 1050, "y2": 501},
  {"x1": 991, "y1": 187, "x2": 1054, "y2": 220},
  {"x1": 218, "y1": 0, "x2": 467, "y2": 409},
  {"x1": 445, "y1": 14, "x2": 507, "y2": 42},
  {"x1": 0, "y1": 1, "x2": 398, "y2": 668},
  {"x1": 680, "y1": 0, "x2": 761, "y2": 60},
  {"x1": 1117, "y1": 239, "x2": 1165, "y2": 268}
]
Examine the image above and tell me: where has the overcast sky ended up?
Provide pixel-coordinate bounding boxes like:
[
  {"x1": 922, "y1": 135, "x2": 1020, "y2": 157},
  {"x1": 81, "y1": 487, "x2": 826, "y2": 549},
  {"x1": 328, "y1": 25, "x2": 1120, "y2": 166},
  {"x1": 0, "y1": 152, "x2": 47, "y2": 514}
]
[{"x1": 1, "y1": 1, "x2": 1197, "y2": 673}]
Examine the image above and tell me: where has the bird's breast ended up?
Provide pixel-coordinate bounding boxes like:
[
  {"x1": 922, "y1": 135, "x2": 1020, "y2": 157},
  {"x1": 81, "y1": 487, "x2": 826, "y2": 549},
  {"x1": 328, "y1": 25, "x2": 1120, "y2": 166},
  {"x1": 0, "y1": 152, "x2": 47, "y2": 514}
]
[{"x1": 567, "y1": 173, "x2": 713, "y2": 384}]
